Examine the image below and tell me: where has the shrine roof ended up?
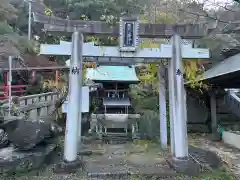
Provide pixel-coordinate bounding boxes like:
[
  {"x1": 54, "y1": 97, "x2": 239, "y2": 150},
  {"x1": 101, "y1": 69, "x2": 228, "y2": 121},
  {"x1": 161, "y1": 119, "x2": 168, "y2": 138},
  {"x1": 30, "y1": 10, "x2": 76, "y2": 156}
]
[{"x1": 86, "y1": 66, "x2": 139, "y2": 82}]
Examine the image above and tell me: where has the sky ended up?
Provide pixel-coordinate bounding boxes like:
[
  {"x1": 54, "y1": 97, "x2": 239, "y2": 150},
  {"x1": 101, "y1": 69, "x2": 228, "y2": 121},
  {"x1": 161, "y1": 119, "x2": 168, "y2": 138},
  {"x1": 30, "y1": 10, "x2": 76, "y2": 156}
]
[{"x1": 200, "y1": 0, "x2": 234, "y2": 9}]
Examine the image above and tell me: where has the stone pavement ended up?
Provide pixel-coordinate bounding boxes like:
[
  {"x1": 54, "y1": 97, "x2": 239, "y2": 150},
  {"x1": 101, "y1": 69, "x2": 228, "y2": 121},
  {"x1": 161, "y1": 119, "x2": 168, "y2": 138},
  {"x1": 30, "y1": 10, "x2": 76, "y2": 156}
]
[{"x1": 83, "y1": 142, "x2": 176, "y2": 179}]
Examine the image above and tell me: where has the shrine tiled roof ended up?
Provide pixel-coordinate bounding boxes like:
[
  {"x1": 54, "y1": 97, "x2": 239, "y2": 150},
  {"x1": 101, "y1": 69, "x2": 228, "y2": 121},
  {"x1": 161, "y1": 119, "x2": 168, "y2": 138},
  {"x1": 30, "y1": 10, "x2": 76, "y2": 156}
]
[{"x1": 86, "y1": 66, "x2": 139, "y2": 82}]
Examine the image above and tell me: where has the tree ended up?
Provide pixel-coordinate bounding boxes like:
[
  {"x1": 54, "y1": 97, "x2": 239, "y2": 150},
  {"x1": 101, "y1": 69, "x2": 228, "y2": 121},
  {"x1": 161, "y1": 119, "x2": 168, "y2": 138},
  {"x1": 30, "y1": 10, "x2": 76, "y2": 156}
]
[
  {"x1": 9, "y1": 0, "x2": 29, "y2": 34},
  {"x1": 0, "y1": 0, "x2": 18, "y2": 22},
  {"x1": 0, "y1": 0, "x2": 17, "y2": 35},
  {"x1": 138, "y1": 1, "x2": 209, "y2": 91},
  {"x1": 42, "y1": 0, "x2": 147, "y2": 47},
  {"x1": 0, "y1": 0, "x2": 37, "y2": 58},
  {"x1": 43, "y1": 0, "x2": 145, "y2": 20}
]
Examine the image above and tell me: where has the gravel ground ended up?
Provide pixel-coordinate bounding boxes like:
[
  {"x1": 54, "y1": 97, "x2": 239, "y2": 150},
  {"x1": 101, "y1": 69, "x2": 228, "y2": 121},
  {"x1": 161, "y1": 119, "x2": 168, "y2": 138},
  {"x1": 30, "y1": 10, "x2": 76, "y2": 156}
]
[
  {"x1": 0, "y1": 170, "x2": 235, "y2": 180},
  {"x1": 0, "y1": 136, "x2": 237, "y2": 180}
]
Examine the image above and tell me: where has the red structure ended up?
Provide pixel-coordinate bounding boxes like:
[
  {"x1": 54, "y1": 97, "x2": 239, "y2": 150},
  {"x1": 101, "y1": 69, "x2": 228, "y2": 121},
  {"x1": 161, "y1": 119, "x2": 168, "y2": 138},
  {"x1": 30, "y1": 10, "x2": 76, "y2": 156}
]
[{"x1": 0, "y1": 55, "x2": 68, "y2": 99}]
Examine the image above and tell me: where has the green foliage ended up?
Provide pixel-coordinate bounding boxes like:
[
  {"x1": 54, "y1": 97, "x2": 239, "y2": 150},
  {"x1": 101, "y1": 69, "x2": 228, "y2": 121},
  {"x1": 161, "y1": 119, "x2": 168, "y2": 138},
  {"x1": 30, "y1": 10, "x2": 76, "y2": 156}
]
[
  {"x1": 44, "y1": 0, "x2": 145, "y2": 20},
  {"x1": 130, "y1": 85, "x2": 158, "y2": 112},
  {"x1": 42, "y1": 0, "x2": 147, "y2": 47},
  {"x1": 10, "y1": 2, "x2": 29, "y2": 34},
  {"x1": 191, "y1": 168, "x2": 236, "y2": 180},
  {"x1": 138, "y1": 110, "x2": 159, "y2": 140},
  {"x1": 1, "y1": 34, "x2": 37, "y2": 55},
  {"x1": 130, "y1": 85, "x2": 162, "y2": 141},
  {"x1": 130, "y1": 83, "x2": 171, "y2": 142},
  {"x1": 0, "y1": 0, "x2": 18, "y2": 22},
  {"x1": 0, "y1": 0, "x2": 38, "y2": 56},
  {"x1": 16, "y1": 36, "x2": 37, "y2": 55},
  {"x1": 0, "y1": 22, "x2": 14, "y2": 35}
]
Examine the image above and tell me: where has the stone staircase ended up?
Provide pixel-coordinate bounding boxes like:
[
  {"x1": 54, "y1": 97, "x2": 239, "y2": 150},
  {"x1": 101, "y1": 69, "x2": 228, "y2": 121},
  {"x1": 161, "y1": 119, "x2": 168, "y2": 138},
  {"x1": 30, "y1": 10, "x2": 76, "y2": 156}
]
[{"x1": 102, "y1": 133, "x2": 131, "y2": 144}]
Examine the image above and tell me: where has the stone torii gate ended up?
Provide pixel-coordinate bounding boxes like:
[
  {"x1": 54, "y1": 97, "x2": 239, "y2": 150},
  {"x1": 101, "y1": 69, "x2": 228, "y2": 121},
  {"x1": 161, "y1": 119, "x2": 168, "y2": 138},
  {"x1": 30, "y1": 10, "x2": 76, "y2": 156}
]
[{"x1": 33, "y1": 13, "x2": 210, "y2": 171}]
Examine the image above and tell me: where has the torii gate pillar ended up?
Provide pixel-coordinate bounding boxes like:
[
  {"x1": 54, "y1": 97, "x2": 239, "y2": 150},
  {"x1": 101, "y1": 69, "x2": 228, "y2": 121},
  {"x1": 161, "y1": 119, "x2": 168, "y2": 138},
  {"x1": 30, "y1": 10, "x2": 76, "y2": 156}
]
[
  {"x1": 171, "y1": 34, "x2": 188, "y2": 158},
  {"x1": 64, "y1": 32, "x2": 83, "y2": 162}
]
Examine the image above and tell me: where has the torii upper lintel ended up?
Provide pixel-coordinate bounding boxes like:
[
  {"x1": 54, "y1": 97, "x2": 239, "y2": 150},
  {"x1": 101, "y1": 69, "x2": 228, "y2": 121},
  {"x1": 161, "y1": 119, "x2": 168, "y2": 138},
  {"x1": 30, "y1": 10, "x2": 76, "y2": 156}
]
[{"x1": 33, "y1": 13, "x2": 211, "y2": 39}]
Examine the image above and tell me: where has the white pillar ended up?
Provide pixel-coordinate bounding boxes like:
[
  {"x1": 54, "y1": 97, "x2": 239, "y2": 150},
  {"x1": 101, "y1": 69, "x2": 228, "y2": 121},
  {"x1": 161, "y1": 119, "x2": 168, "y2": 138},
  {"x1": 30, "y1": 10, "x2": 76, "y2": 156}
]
[
  {"x1": 28, "y1": 0, "x2": 32, "y2": 40},
  {"x1": 64, "y1": 32, "x2": 83, "y2": 162},
  {"x1": 168, "y1": 47, "x2": 176, "y2": 155},
  {"x1": 183, "y1": 86, "x2": 188, "y2": 155},
  {"x1": 78, "y1": 55, "x2": 83, "y2": 145},
  {"x1": 158, "y1": 65, "x2": 168, "y2": 149},
  {"x1": 132, "y1": 124, "x2": 135, "y2": 134},
  {"x1": 172, "y1": 34, "x2": 188, "y2": 159},
  {"x1": 8, "y1": 56, "x2": 12, "y2": 117}
]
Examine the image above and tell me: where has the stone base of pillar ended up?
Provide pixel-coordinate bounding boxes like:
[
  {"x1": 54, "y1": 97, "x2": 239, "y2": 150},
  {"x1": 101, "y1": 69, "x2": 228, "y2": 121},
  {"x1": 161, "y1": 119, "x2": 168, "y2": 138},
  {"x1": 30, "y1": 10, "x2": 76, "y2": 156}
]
[
  {"x1": 210, "y1": 133, "x2": 221, "y2": 141},
  {"x1": 210, "y1": 129, "x2": 221, "y2": 141},
  {"x1": 167, "y1": 157, "x2": 201, "y2": 176},
  {"x1": 54, "y1": 157, "x2": 85, "y2": 174}
]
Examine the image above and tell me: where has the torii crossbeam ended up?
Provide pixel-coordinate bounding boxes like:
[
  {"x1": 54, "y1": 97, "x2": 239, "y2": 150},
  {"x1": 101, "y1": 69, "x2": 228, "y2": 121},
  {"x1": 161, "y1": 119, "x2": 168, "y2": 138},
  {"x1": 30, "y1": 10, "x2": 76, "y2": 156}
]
[
  {"x1": 33, "y1": 13, "x2": 211, "y2": 39},
  {"x1": 40, "y1": 42, "x2": 209, "y2": 60}
]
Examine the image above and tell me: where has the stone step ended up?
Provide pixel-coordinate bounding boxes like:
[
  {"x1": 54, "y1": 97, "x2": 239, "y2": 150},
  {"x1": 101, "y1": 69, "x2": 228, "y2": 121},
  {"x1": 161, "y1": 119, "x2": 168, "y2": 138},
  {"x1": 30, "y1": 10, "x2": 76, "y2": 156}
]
[
  {"x1": 103, "y1": 137, "x2": 130, "y2": 141},
  {"x1": 102, "y1": 135, "x2": 129, "y2": 138},
  {"x1": 102, "y1": 133, "x2": 128, "y2": 137},
  {"x1": 87, "y1": 161, "x2": 176, "y2": 179},
  {"x1": 102, "y1": 139, "x2": 129, "y2": 144},
  {"x1": 102, "y1": 136, "x2": 131, "y2": 144},
  {"x1": 101, "y1": 132, "x2": 134, "y2": 144},
  {"x1": 102, "y1": 134, "x2": 130, "y2": 139}
]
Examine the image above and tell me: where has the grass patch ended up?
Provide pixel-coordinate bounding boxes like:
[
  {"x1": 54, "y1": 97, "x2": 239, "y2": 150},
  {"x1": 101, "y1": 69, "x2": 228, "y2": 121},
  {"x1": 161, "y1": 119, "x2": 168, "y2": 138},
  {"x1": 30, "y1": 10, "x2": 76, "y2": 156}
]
[
  {"x1": 193, "y1": 168, "x2": 236, "y2": 180},
  {"x1": 174, "y1": 168, "x2": 236, "y2": 180},
  {"x1": 130, "y1": 169, "x2": 236, "y2": 180}
]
